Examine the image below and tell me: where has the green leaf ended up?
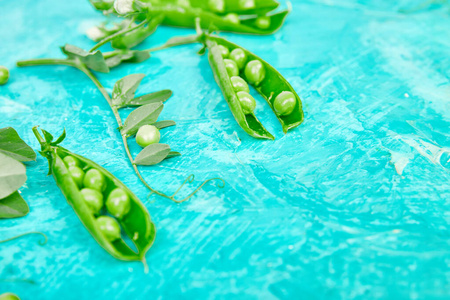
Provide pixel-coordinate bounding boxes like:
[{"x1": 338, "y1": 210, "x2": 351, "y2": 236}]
[
  {"x1": 52, "y1": 128, "x2": 66, "y2": 145},
  {"x1": 153, "y1": 120, "x2": 176, "y2": 129},
  {"x1": 41, "y1": 129, "x2": 53, "y2": 143},
  {"x1": 121, "y1": 102, "x2": 164, "y2": 137},
  {"x1": 0, "y1": 152, "x2": 26, "y2": 199},
  {"x1": 0, "y1": 127, "x2": 36, "y2": 162},
  {"x1": 134, "y1": 143, "x2": 172, "y2": 166},
  {"x1": 61, "y1": 44, "x2": 109, "y2": 73},
  {"x1": 105, "y1": 50, "x2": 150, "y2": 68},
  {"x1": 89, "y1": 0, "x2": 115, "y2": 11},
  {"x1": 123, "y1": 89, "x2": 172, "y2": 107},
  {"x1": 0, "y1": 191, "x2": 29, "y2": 219},
  {"x1": 167, "y1": 151, "x2": 181, "y2": 158},
  {"x1": 112, "y1": 73, "x2": 145, "y2": 107}
]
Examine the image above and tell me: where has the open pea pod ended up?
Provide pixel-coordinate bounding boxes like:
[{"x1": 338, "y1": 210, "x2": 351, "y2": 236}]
[
  {"x1": 206, "y1": 35, "x2": 304, "y2": 134},
  {"x1": 33, "y1": 127, "x2": 156, "y2": 262},
  {"x1": 205, "y1": 39, "x2": 274, "y2": 140},
  {"x1": 188, "y1": 0, "x2": 280, "y2": 15},
  {"x1": 141, "y1": 3, "x2": 288, "y2": 34}
]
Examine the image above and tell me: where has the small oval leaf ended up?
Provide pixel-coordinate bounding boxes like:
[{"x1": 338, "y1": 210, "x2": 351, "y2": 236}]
[
  {"x1": 112, "y1": 73, "x2": 145, "y2": 107},
  {"x1": 0, "y1": 191, "x2": 29, "y2": 219},
  {"x1": 134, "y1": 143, "x2": 171, "y2": 166},
  {"x1": 124, "y1": 89, "x2": 172, "y2": 107},
  {"x1": 121, "y1": 102, "x2": 164, "y2": 137},
  {"x1": 0, "y1": 153, "x2": 27, "y2": 199},
  {"x1": 153, "y1": 120, "x2": 176, "y2": 130},
  {"x1": 0, "y1": 127, "x2": 36, "y2": 162}
]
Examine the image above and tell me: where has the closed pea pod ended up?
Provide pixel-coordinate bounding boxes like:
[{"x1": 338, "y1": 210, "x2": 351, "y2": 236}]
[{"x1": 33, "y1": 127, "x2": 156, "y2": 263}]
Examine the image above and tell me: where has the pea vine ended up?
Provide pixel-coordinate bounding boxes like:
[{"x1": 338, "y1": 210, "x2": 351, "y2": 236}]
[{"x1": 17, "y1": 46, "x2": 224, "y2": 203}]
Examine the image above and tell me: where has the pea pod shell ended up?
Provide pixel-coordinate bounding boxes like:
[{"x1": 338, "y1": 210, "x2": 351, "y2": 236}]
[
  {"x1": 189, "y1": 0, "x2": 280, "y2": 15},
  {"x1": 208, "y1": 35, "x2": 304, "y2": 133},
  {"x1": 144, "y1": 4, "x2": 288, "y2": 35},
  {"x1": 50, "y1": 147, "x2": 156, "y2": 261},
  {"x1": 206, "y1": 39, "x2": 274, "y2": 140}
]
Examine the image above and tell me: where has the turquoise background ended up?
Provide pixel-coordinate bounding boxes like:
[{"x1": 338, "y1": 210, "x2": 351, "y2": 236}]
[{"x1": 1, "y1": 0, "x2": 450, "y2": 299}]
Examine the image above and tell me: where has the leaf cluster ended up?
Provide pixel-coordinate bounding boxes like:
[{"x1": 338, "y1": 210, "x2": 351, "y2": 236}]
[
  {"x1": 113, "y1": 74, "x2": 179, "y2": 166},
  {"x1": 0, "y1": 127, "x2": 36, "y2": 219}
]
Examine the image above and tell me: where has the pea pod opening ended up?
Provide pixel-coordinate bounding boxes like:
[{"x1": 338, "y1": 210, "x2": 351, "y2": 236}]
[
  {"x1": 33, "y1": 126, "x2": 156, "y2": 263},
  {"x1": 205, "y1": 34, "x2": 304, "y2": 134},
  {"x1": 206, "y1": 38, "x2": 274, "y2": 140},
  {"x1": 187, "y1": 0, "x2": 280, "y2": 16}
]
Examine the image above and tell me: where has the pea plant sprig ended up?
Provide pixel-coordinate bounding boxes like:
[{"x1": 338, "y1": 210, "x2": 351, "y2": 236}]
[{"x1": 17, "y1": 46, "x2": 224, "y2": 203}]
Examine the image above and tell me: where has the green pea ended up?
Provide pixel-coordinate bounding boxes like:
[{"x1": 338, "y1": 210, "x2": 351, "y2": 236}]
[
  {"x1": 83, "y1": 169, "x2": 106, "y2": 191},
  {"x1": 63, "y1": 155, "x2": 80, "y2": 168},
  {"x1": 223, "y1": 13, "x2": 240, "y2": 24},
  {"x1": 106, "y1": 188, "x2": 131, "y2": 219},
  {"x1": 68, "y1": 166, "x2": 84, "y2": 188},
  {"x1": 80, "y1": 188, "x2": 104, "y2": 215},
  {"x1": 237, "y1": 91, "x2": 256, "y2": 114},
  {"x1": 208, "y1": 0, "x2": 225, "y2": 12},
  {"x1": 217, "y1": 45, "x2": 230, "y2": 58},
  {"x1": 0, "y1": 66, "x2": 9, "y2": 85},
  {"x1": 136, "y1": 125, "x2": 160, "y2": 148},
  {"x1": 0, "y1": 293, "x2": 20, "y2": 300},
  {"x1": 245, "y1": 60, "x2": 265, "y2": 86},
  {"x1": 229, "y1": 48, "x2": 247, "y2": 70},
  {"x1": 239, "y1": 0, "x2": 256, "y2": 9},
  {"x1": 96, "y1": 216, "x2": 121, "y2": 242},
  {"x1": 273, "y1": 91, "x2": 297, "y2": 116},
  {"x1": 224, "y1": 59, "x2": 239, "y2": 77},
  {"x1": 255, "y1": 16, "x2": 271, "y2": 29},
  {"x1": 230, "y1": 76, "x2": 249, "y2": 93}
]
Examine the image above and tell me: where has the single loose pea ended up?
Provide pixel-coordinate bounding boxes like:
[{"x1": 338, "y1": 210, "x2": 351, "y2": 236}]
[
  {"x1": 217, "y1": 45, "x2": 230, "y2": 58},
  {"x1": 230, "y1": 76, "x2": 249, "y2": 93},
  {"x1": 237, "y1": 91, "x2": 256, "y2": 114},
  {"x1": 223, "y1": 13, "x2": 240, "y2": 24},
  {"x1": 63, "y1": 155, "x2": 80, "y2": 168},
  {"x1": 239, "y1": 0, "x2": 256, "y2": 9},
  {"x1": 81, "y1": 188, "x2": 104, "y2": 215},
  {"x1": 96, "y1": 216, "x2": 121, "y2": 242},
  {"x1": 273, "y1": 91, "x2": 297, "y2": 116},
  {"x1": 106, "y1": 188, "x2": 131, "y2": 219},
  {"x1": 208, "y1": 0, "x2": 225, "y2": 12},
  {"x1": 229, "y1": 48, "x2": 247, "y2": 70},
  {"x1": 68, "y1": 166, "x2": 85, "y2": 188},
  {"x1": 255, "y1": 16, "x2": 271, "y2": 29},
  {"x1": 224, "y1": 59, "x2": 239, "y2": 77},
  {"x1": 83, "y1": 169, "x2": 106, "y2": 191},
  {"x1": 245, "y1": 60, "x2": 265, "y2": 86},
  {"x1": 0, "y1": 293, "x2": 20, "y2": 300},
  {"x1": 136, "y1": 125, "x2": 160, "y2": 148},
  {"x1": 0, "y1": 66, "x2": 9, "y2": 85}
]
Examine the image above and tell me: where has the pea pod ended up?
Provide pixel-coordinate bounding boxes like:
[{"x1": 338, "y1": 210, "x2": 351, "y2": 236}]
[
  {"x1": 204, "y1": 38, "x2": 273, "y2": 139},
  {"x1": 33, "y1": 127, "x2": 156, "y2": 262},
  {"x1": 141, "y1": 3, "x2": 289, "y2": 35},
  {"x1": 207, "y1": 35, "x2": 304, "y2": 134},
  {"x1": 189, "y1": 0, "x2": 280, "y2": 15},
  {"x1": 202, "y1": 34, "x2": 303, "y2": 138}
]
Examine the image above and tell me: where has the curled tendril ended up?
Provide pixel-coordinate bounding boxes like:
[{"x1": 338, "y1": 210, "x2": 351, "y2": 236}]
[{"x1": 0, "y1": 232, "x2": 48, "y2": 246}]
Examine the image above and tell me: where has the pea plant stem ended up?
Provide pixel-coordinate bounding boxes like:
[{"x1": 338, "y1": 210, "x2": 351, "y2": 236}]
[{"x1": 17, "y1": 58, "x2": 224, "y2": 203}]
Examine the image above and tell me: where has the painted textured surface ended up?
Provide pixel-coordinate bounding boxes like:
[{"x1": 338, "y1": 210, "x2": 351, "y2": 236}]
[{"x1": 1, "y1": 0, "x2": 450, "y2": 299}]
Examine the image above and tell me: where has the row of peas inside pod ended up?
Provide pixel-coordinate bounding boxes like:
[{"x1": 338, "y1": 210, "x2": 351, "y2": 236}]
[
  {"x1": 64, "y1": 155, "x2": 132, "y2": 242},
  {"x1": 218, "y1": 44, "x2": 297, "y2": 117}
]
